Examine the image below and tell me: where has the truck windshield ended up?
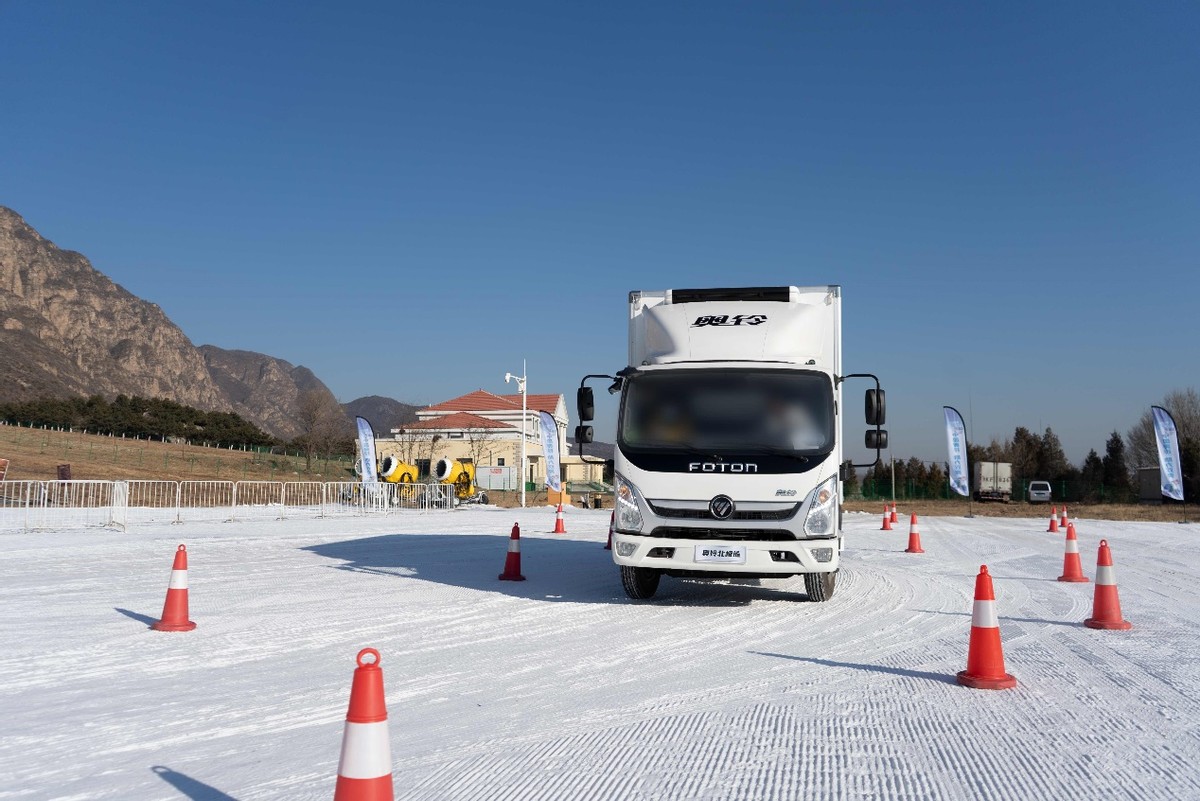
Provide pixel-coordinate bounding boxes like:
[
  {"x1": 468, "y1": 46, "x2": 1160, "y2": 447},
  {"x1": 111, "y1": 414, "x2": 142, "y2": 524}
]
[{"x1": 620, "y1": 370, "x2": 834, "y2": 456}]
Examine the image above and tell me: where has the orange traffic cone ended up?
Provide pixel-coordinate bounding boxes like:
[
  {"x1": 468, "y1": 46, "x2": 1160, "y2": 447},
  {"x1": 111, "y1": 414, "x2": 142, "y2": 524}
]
[
  {"x1": 553, "y1": 503, "x2": 567, "y2": 534},
  {"x1": 880, "y1": 510, "x2": 893, "y2": 531},
  {"x1": 957, "y1": 565, "x2": 1017, "y2": 690},
  {"x1": 1060, "y1": 505, "x2": 1069, "y2": 530},
  {"x1": 890, "y1": 503, "x2": 899, "y2": 524},
  {"x1": 499, "y1": 523, "x2": 526, "y2": 581},
  {"x1": 604, "y1": 510, "x2": 614, "y2": 550},
  {"x1": 1084, "y1": 540, "x2": 1132, "y2": 630},
  {"x1": 151, "y1": 544, "x2": 196, "y2": 632},
  {"x1": 905, "y1": 513, "x2": 925, "y2": 554},
  {"x1": 333, "y1": 648, "x2": 394, "y2": 801},
  {"x1": 1057, "y1": 523, "x2": 1089, "y2": 583},
  {"x1": 1047, "y1": 506, "x2": 1059, "y2": 533}
]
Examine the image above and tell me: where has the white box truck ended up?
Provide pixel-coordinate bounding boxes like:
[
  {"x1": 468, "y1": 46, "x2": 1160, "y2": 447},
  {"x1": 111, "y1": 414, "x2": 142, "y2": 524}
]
[
  {"x1": 973, "y1": 462, "x2": 1012, "y2": 502},
  {"x1": 575, "y1": 286, "x2": 886, "y2": 602}
]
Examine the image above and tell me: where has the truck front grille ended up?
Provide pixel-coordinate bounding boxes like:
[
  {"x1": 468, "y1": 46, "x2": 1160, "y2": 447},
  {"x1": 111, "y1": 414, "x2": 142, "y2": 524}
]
[
  {"x1": 647, "y1": 527, "x2": 796, "y2": 541},
  {"x1": 647, "y1": 502, "x2": 799, "y2": 521}
]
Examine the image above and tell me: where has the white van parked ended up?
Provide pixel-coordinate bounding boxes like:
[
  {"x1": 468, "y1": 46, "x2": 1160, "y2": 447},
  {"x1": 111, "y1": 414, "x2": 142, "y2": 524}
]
[{"x1": 1028, "y1": 481, "x2": 1052, "y2": 503}]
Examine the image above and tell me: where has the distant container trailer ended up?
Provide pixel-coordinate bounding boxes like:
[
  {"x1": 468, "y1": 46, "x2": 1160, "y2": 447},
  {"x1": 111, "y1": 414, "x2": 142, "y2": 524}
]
[
  {"x1": 973, "y1": 462, "x2": 1012, "y2": 502},
  {"x1": 1138, "y1": 467, "x2": 1163, "y2": 504}
]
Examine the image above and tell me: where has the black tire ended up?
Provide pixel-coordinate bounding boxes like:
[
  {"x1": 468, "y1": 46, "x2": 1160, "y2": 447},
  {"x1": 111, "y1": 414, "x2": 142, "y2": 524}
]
[
  {"x1": 804, "y1": 571, "x2": 836, "y2": 602},
  {"x1": 479, "y1": 492, "x2": 489, "y2": 505},
  {"x1": 621, "y1": 566, "x2": 661, "y2": 600},
  {"x1": 400, "y1": 472, "x2": 413, "y2": 484}
]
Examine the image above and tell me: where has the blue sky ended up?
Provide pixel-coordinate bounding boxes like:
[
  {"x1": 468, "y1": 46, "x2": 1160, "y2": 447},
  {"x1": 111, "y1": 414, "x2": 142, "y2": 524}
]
[{"x1": 3, "y1": 2, "x2": 1197, "y2": 464}]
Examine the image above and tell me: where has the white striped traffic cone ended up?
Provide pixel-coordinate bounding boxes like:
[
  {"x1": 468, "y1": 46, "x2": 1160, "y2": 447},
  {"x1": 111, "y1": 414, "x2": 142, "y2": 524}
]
[
  {"x1": 1084, "y1": 540, "x2": 1132, "y2": 631},
  {"x1": 151, "y1": 544, "x2": 196, "y2": 632},
  {"x1": 499, "y1": 523, "x2": 526, "y2": 581},
  {"x1": 553, "y1": 503, "x2": 567, "y2": 534},
  {"x1": 334, "y1": 648, "x2": 394, "y2": 801},
  {"x1": 1057, "y1": 523, "x2": 1089, "y2": 583},
  {"x1": 957, "y1": 565, "x2": 1017, "y2": 690},
  {"x1": 905, "y1": 513, "x2": 925, "y2": 554}
]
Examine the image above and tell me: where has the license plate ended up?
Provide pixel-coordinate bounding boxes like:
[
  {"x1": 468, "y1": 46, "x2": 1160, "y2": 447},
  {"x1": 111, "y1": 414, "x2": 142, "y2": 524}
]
[{"x1": 694, "y1": 544, "x2": 747, "y2": 564}]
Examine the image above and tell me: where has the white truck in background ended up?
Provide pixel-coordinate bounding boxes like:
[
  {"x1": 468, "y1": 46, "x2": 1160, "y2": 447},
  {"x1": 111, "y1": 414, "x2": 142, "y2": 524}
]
[
  {"x1": 575, "y1": 286, "x2": 886, "y2": 602},
  {"x1": 973, "y1": 462, "x2": 1013, "y2": 502}
]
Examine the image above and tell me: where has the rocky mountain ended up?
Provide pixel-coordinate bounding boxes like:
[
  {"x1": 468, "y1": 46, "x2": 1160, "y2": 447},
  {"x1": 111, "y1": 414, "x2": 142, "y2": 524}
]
[
  {"x1": 342, "y1": 395, "x2": 421, "y2": 433},
  {"x1": 199, "y1": 346, "x2": 344, "y2": 440},
  {"x1": 0, "y1": 205, "x2": 347, "y2": 440}
]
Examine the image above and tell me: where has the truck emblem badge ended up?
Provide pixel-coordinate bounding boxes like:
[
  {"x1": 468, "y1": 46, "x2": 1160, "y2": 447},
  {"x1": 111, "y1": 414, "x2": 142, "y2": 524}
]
[
  {"x1": 689, "y1": 463, "x2": 758, "y2": 473},
  {"x1": 691, "y1": 314, "x2": 767, "y2": 328},
  {"x1": 709, "y1": 495, "x2": 735, "y2": 520}
]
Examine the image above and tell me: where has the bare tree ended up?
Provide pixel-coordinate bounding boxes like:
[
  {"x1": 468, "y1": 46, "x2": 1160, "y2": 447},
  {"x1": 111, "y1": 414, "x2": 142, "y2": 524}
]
[
  {"x1": 296, "y1": 390, "x2": 350, "y2": 474},
  {"x1": 462, "y1": 425, "x2": 502, "y2": 469},
  {"x1": 1127, "y1": 388, "x2": 1200, "y2": 472},
  {"x1": 390, "y1": 429, "x2": 427, "y2": 469}
]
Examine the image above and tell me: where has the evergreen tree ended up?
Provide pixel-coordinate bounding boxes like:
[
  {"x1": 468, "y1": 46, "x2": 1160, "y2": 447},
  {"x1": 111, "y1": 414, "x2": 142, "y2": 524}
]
[
  {"x1": 1039, "y1": 427, "x2": 1069, "y2": 483},
  {"x1": 924, "y1": 462, "x2": 947, "y2": 499},
  {"x1": 862, "y1": 465, "x2": 877, "y2": 499},
  {"x1": 1080, "y1": 449, "x2": 1104, "y2": 502},
  {"x1": 1010, "y1": 426, "x2": 1041, "y2": 487},
  {"x1": 905, "y1": 457, "x2": 927, "y2": 498},
  {"x1": 841, "y1": 460, "x2": 859, "y2": 498},
  {"x1": 1102, "y1": 431, "x2": 1132, "y2": 502}
]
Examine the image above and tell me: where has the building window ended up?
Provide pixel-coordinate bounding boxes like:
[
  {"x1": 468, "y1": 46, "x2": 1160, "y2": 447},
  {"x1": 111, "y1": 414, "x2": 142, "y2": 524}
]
[
  {"x1": 497, "y1": 458, "x2": 505, "y2": 466},
  {"x1": 448, "y1": 432, "x2": 463, "y2": 439},
  {"x1": 416, "y1": 459, "x2": 431, "y2": 478}
]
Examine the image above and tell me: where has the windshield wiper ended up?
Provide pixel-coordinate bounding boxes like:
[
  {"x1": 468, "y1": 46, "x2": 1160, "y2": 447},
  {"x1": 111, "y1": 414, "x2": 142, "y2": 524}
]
[
  {"x1": 636, "y1": 440, "x2": 725, "y2": 462},
  {"x1": 739, "y1": 445, "x2": 812, "y2": 463}
]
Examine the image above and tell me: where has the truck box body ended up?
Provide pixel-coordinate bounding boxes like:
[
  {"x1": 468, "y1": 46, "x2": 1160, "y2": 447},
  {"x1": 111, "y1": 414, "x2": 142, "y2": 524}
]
[
  {"x1": 973, "y1": 462, "x2": 1012, "y2": 502},
  {"x1": 609, "y1": 287, "x2": 848, "y2": 587}
]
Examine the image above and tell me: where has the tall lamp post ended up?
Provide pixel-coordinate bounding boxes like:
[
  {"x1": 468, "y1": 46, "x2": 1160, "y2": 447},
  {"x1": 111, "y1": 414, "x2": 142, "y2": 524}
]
[{"x1": 505, "y1": 361, "x2": 527, "y2": 508}]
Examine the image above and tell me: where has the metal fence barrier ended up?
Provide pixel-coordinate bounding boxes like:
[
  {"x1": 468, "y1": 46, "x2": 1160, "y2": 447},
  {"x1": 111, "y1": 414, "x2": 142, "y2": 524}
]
[{"x1": 0, "y1": 479, "x2": 457, "y2": 533}]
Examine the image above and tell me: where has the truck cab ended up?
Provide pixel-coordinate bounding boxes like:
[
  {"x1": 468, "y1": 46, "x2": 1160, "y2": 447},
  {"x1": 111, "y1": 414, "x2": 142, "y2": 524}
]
[{"x1": 576, "y1": 286, "x2": 885, "y2": 602}]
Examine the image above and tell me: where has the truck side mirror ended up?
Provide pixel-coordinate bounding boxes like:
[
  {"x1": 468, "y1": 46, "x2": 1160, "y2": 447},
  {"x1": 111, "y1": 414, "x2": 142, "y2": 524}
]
[
  {"x1": 577, "y1": 387, "x2": 595, "y2": 421},
  {"x1": 575, "y1": 424, "x2": 594, "y2": 444},
  {"x1": 865, "y1": 389, "x2": 886, "y2": 426},
  {"x1": 865, "y1": 429, "x2": 888, "y2": 450}
]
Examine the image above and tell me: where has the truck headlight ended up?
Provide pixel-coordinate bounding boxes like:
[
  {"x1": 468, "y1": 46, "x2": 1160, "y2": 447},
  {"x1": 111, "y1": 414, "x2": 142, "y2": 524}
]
[
  {"x1": 614, "y1": 472, "x2": 645, "y2": 533},
  {"x1": 803, "y1": 476, "x2": 838, "y2": 537}
]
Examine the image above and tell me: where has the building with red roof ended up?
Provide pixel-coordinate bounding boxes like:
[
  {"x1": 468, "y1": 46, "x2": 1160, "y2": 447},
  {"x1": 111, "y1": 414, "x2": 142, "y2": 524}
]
[{"x1": 376, "y1": 388, "x2": 569, "y2": 491}]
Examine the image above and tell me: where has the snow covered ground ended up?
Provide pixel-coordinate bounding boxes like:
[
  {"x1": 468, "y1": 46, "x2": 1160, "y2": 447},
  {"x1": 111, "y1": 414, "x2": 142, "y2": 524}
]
[{"x1": 2, "y1": 507, "x2": 1199, "y2": 800}]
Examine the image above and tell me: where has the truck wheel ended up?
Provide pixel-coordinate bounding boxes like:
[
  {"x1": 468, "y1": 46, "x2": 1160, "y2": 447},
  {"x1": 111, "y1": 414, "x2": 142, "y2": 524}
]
[
  {"x1": 804, "y1": 572, "x2": 836, "y2": 602},
  {"x1": 621, "y1": 566, "x2": 661, "y2": 600}
]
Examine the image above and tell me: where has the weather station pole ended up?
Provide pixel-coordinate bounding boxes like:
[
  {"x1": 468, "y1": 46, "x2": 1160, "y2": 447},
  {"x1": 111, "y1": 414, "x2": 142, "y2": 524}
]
[{"x1": 505, "y1": 360, "x2": 527, "y2": 508}]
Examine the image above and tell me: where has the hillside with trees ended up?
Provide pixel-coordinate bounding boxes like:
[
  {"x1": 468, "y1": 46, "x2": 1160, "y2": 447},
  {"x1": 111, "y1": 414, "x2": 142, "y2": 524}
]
[{"x1": 0, "y1": 395, "x2": 275, "y2": 448}]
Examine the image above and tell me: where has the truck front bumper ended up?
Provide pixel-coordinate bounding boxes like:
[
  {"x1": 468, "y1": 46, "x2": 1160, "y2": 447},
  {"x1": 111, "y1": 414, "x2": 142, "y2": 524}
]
[{"x1": 611, "y1": 533, "x2": 839, "y2": 576}]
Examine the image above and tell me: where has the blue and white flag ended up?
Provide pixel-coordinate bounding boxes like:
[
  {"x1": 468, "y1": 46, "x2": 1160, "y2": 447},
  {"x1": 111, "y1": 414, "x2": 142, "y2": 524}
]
[
  {"x1": 356, "y1": 416, "x2": 378, "y2": 484},
  {"x1": 539, "y1": 411, "x2": 562, "y2": 493},
  {"x1": 943, "y1": 406, "x2": 970, "y2": 497},
  {"x1": 1152, "y1": 406, "x2": 1184, "y2": 501}
]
